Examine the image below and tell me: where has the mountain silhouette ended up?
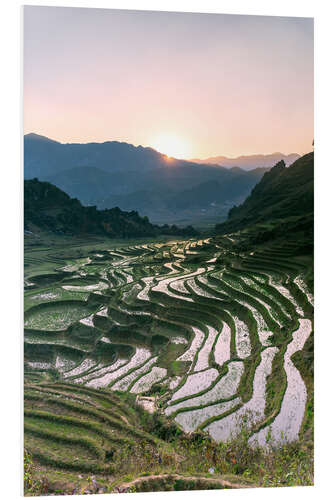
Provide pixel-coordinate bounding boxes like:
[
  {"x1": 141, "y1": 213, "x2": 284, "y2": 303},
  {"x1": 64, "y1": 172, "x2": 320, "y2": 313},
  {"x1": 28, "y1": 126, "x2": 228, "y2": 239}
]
[
  {"x1": 24, "y1": 178, "x2": 198, "y2": 238},
  {"x1": 192, "y1": 152, "x2": 300, "y2": 170},
  {"x1": 24, "y1": 133, "x2": 276, "y2": 226}
]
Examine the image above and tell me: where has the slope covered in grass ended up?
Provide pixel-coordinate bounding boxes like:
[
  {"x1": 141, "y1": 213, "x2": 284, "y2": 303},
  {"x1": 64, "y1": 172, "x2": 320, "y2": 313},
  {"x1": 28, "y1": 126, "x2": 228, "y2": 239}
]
[{"x1": 215, "y1": 152, "x2": 313, "y2": 238}]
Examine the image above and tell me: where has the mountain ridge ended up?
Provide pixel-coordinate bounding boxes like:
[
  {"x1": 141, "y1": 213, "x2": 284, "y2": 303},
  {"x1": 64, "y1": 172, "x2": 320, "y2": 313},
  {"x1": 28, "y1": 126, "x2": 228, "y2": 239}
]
[
  {"x1": 24, "y1": 133, "x2": 272, "y2": 226},
  {"x1": 24, "y1": 178, "x2": 198, "y2": 239}
]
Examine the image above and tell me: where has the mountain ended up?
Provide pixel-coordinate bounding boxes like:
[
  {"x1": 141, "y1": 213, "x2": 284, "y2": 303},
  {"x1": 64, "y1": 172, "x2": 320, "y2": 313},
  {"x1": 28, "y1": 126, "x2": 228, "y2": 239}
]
[
  {"x1": 100, "y1": 167, "x2": 268, "y2": 211},
  {"x1": 215, "y1": 152, "x2": 314, "y2": 239},
  {"x1": 24, "y1": 133, "x2": 167, "y2": 179},
  {"x1": 47, "y1": 166, "x2": 118, "y2": 205},
  {"x1": 167, "y1": 169, "x2": 267, "y2": 210},
  {"x1": 24, "y1": 178, "x2": 198, "y2": 238},
  {"x1": 192, "y1": 152, "x2": 300, "y2": 170},
  {"x1": 24, "y1": 133, "x2": 270, "y2": 226}
]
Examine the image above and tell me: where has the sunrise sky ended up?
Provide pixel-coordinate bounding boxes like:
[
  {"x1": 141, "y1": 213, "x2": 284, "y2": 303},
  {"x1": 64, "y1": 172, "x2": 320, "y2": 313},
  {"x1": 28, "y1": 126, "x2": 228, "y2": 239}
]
[{"x1": 24, "y1": 6, "x2": 313, "y2": 159}]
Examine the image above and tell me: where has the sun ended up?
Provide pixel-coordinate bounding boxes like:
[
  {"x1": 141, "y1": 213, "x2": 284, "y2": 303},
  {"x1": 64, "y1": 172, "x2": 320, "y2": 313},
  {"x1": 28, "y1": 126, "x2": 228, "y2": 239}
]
[{"x1": 151, "y1": 133, "x2": 191, "y2": 160}]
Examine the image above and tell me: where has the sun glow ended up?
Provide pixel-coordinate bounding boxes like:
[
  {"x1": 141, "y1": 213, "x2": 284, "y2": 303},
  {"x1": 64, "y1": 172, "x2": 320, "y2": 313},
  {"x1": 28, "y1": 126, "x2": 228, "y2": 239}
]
[{"x1": 151, "y1": 134, "x2": 191, "y2": 160}]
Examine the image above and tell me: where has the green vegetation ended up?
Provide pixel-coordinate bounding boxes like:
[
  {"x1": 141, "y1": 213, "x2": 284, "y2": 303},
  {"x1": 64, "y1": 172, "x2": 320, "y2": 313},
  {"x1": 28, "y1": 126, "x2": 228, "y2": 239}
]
[{"x1": 217, "y1": 153, "x2": 313, "y2": 231}]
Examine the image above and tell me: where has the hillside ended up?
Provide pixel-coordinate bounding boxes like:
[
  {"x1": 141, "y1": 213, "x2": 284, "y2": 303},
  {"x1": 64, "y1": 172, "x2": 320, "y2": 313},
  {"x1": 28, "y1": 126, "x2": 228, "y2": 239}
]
[
  {"x1": 24, "y1": 380, "x2": 256, "y2": 494},
  {"x1": 24, "y1": 179, "x2": 197, "y2": 239},
  {"x1": 24, "y1": 133, "x2": 269, "y2": 226},
  {"x1": 215, "y1": 152, "x2": 314, "y2": 245}
]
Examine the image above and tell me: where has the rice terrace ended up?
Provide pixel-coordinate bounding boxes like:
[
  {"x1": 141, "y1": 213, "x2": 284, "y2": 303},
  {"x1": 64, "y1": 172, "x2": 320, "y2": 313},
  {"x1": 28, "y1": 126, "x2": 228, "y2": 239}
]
[{"x1": 24, "y1": 168, "x2": 314, "y2": 494}]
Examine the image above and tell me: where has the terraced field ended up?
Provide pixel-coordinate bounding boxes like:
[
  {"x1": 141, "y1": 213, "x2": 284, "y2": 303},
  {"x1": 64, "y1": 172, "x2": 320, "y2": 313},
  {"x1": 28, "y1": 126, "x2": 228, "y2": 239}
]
[{"x1": 24, "y1": 234, "x2": 313, "y2": 486}]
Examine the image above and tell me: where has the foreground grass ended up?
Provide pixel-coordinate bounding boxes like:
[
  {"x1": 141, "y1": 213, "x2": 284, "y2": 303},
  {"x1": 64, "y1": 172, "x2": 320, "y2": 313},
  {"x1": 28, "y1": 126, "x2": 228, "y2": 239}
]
[
  {"x1": 24, "y1": 396, "x2": 313, "y2": 495},
  {"x1": 25, "y1": 440, "x2": 313, "y2": 495}
]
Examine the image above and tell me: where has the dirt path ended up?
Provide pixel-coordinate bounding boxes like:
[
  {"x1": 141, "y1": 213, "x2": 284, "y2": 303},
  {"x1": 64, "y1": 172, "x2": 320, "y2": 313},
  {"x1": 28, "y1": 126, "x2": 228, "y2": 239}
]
[{"x1": 116, "y1": 473, "x2": 255, "y2": 491}]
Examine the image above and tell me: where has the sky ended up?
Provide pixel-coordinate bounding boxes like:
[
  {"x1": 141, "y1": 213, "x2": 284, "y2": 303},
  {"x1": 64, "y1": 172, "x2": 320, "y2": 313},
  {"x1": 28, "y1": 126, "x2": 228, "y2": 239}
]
[{"x1": 24, "y1": 6, "x2": 313, "y2": 159}]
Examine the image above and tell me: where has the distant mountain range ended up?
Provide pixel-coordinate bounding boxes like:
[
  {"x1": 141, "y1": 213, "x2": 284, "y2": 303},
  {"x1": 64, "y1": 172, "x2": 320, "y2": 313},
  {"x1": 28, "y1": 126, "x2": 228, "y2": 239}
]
[
  {"x1": 24, "y1": 133, "x2": 291, "y2": 227},
  {"x1": 215, "y1": 152, "x2": 313, "y2": 242},
  {"x1": 192, "y1": 153, "x2": 300, "y2": 170}
]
